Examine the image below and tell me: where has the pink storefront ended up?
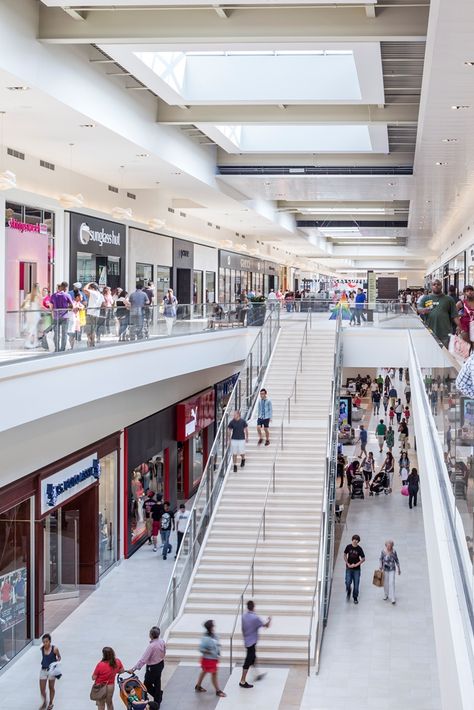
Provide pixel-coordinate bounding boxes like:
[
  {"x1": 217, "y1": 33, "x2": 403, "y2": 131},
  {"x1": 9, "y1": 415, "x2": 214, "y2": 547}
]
[{"x1": 5, "y1": 201, "x2": 55, "y2": 339}]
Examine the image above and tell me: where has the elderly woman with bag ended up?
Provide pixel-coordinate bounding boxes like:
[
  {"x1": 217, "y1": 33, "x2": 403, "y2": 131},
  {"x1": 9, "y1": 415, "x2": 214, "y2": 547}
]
[
  {"x1": 379, "y1": 540, "x2": 401, "y2": 605},
  {"x1": 91, "y1": 647, "x2": 124, "y2": 709}
]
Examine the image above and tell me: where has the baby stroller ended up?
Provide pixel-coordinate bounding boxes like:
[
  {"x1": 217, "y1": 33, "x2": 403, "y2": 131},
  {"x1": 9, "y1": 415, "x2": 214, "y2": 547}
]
[
  {"x1": 118, "y1": 672, "x2": 149, "y2": 710},
  {"x1": 351, "y1": 474, "x2": 365, "y2": 499},
  {"x1": 369, "y1": 471, "x2": 390, "y2": 496}
]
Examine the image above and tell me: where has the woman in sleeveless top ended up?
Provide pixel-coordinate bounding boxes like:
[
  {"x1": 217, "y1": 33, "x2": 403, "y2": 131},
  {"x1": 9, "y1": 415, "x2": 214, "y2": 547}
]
[
  {"x1": 40, "y1": 633, "x2": 61, "y2": 710},
  {"x1": 457, "y1": 284, "x2": 474, "y2": 343}
]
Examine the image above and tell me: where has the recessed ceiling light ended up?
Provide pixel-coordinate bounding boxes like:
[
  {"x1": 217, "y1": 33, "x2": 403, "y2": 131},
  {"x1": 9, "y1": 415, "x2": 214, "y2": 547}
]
[
  {"x1": 80, "y1": 123, "x2": 96, "y2": 128},
  {"x1": 464, "y1": 61, "x2": 474, "y2": 66},
  {"x1": 451, "y1": 105, "x2": 470, "y2": 110},
  {"x1": 388, "y1": 182, "x2": 395, "y2": 186},
  {"x1": 435, "y1": 161, "x2": 448, "y2": 166},
  {"x1": 136, "y1": 153, "x2": 150, "y2": 158},
  {"x1": 7, "y1": 86, "x2": 29, "y2": 91},
  {"x1": 442, "y1": 138, "x2": 458, "y2": 143}
]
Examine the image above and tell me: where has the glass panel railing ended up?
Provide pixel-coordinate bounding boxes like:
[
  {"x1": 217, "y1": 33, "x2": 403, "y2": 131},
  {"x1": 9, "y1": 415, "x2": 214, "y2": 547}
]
[
  {"x1": 157, "y1": 307, "x2": 281, "y2": 633},
  {"x1": 1, "y1": 303, "x2": 249, "y2": 365},
  {"x1": 408, "y1": 329, "x2": 474, "y2": 647}
]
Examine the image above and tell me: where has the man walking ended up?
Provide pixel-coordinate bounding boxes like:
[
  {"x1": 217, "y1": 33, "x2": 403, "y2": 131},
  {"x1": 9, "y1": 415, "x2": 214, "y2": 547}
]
[
  {"x1": 143, "y1": 489, "x2": 157, "y2": 546},
  {"x1": 344, "y1": 535, "x2": 365, "y2": 604},
  {"x1": 130, "y1": 626, "x2": 166, "y2": 706},
  {"x1": 160, "y1": 502, "x2": 175, "y2": 560},
  {"x1": 228, "y1": 410, "x2": 248, "y2": 472},
  {"x1": 388, "y1": 384, "x2": 398, "y2": 408},
  {"x1": 257, "y1": 388, "x2": 273, "y2": 446},
  {"x1": 150, "y1": 494, "x2": 164, "y2": 553},
  {"x1": 175, "y1": 503, "x2": 190, "y2": 558},
  {"x1": 129, "y1": 282, "x2": 150, "y2": 340},
  {"x1": 372, "y1": 388, "x2": 381, "y2": 415},
  {"x1": 354, "y1": 288, "x2": 366, "y2": 325},
  {"x1": 239, "y1": 600, "x2": 271, "y2": 689},
  {"x1": 49, "y1": 281, "x2": 73, "y2": 351},
  {"x1": 417, "y1": 279, "x2": 459, "y2": 347},
  {"x1": 356, "y1": 424, "x2": 368, "y2": 458},
  {"x1": 376, "y1": 419, "x2": 387, "y2": 453}
]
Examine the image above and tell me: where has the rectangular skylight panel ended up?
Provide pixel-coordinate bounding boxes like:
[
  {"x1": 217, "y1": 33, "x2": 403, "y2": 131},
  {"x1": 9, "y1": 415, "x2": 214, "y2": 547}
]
[{"x1": 232, "y1": 125, "x2": 372, "y2": 153}]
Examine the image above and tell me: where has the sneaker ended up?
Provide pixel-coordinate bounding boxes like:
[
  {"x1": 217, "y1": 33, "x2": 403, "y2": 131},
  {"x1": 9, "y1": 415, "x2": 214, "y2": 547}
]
[
  {"x1": 148, "y1": 540, "x2": 152, "y2": 545},
  {"x1": 240, "y1": 459, "x2": 245, "y2": 468},
  {"x1": 354, "y1": 599, "x2": 359, "y2": 604},
  {"x1": 257, "y1": 439, "x2": 263, "y2": 445},
  {"x1": 153, "y1": 547, "x2": 157, "y2": 552},
  {"x1": 391, "y1": 600, "x2": 396, "y2": 605},
  {"x1": 233, "y1": 465, "x2": 237, "y2": 473},
  {"x1": 163, "y1": 556, "x2": 167, "y2": 560},
  {"x1": 383, "y1": 596, "x2": 388, "y2": 600},
  {"x1": 265, "y1": 440, "x2": 270, "y2": 446},
  {"x1": 239, "y1": 682, "x2": 254, "y2": 688}
]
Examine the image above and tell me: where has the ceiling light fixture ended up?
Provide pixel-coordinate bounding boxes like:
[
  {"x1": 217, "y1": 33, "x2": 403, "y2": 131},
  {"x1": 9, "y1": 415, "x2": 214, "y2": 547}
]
[
  {"x1": 0, "y1": 112, "x2": 16, "y2": 191},
  {"x1": 464, "y1": 61, "x2": 474, "y2": 66},
  {"x1": 435, "y1": 161, "x2": 448, "y2": 166},
  {"x1": 80, "y1": 123, "x2": 96, "y2": 128},
  {"x1": 442, "y1": 138, "x2": 458, "y2": 143},
  {"x1": 7, "y1": 86, "x2": 29, "y2": 91},
  {"x1": 148, "y1": 218, "x2": 166, "y2": 230},
  {"x1": 451, "y1": 105, "x2": 470, "y2": 110},
  {"x1": 111, "y1": 206, "x2": 133, "y2": 220},
  {"x1": 59, "y1": 192, "x2": 84, "y2": 208},
  {"x1": 136, "y1": 153, "x2": 150, "y2": 158}
]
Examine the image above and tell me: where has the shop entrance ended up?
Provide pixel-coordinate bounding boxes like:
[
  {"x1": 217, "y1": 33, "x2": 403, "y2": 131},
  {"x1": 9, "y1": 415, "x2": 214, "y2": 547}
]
[
  {"x1": 44, "y1": 508, "x2": 79, "y2": 600},
  {"x1": 19, "y1": 261, "x2": 37, "y2": 307},
  {"x1": 176, "y1": 268, "x2": 191, "y2": 305}
]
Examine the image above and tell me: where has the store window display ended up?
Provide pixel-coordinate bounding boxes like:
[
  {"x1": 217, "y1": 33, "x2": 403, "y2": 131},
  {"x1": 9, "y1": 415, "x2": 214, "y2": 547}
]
[
  {"x1": 98, "y1": 452, "x2": 118, "y2": 576},
  {"x1": 129, "y1": 455, "x2": 165, "y2": 546},
  {"x1": 0, "y1": 499, "x2": 31, "y2": 666}
]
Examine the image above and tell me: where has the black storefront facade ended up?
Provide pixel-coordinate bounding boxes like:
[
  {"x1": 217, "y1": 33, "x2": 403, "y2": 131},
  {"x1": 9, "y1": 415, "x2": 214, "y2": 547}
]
[
  {"x1": 218, "y1": 249, "x2": 265, "y2": 303},
  {"x1": 68, "y1": 212, "x2": 126, "y2": 290},
  {"x1": 172, "y1": 238, "x2": 194, "y2": 305}
]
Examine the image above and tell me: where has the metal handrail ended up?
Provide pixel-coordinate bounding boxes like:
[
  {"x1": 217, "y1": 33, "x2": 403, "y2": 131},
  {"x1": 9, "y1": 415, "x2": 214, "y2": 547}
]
[
  {"x1": 157, "y1": 307, "x2": 281, "y2": 631},
  {"x1": 229, "y1": 312, "x2": 313, "y2": 669}
]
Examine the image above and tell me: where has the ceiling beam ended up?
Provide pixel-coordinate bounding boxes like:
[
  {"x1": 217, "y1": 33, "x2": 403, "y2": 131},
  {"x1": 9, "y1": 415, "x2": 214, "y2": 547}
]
[
  {"x1": 38, "y1": 6, "x2": 429, "y2": 44},
  {"x1": 157, "y1": 102, "x2": 419, "y2": 125}
]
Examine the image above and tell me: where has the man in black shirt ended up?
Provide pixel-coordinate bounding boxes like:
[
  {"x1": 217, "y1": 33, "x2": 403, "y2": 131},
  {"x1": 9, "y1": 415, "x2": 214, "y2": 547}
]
[
  {"x1": 160, "y1": 501, "x2": 175, "y2": 561},
  {"x1": 150, "y1": 494, "x2": 164, "y2": 553},
  {"x1": 142, "y1": 489, "x2": 156, "y2": 545},
  {"x1": 344, "y1": 534, "x2": 365, "y2": 604}
]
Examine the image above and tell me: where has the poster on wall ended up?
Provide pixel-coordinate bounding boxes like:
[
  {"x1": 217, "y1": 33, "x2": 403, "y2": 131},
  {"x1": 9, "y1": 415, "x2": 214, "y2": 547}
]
[
  {"x1": 339, "y1": 396, "x2": 352, "y2": 426},
  {"x1": 0, "y1": 567, "x2": 27, "y2": 631}
]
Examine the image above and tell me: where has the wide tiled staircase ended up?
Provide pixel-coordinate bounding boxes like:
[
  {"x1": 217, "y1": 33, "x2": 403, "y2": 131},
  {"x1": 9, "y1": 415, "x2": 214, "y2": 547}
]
[{"x1": 166, "y1": 318, "x2": 336, "y2": 665}]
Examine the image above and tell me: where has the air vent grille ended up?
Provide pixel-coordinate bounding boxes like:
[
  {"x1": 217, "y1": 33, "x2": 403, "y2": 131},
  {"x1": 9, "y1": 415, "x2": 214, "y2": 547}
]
[
  {"x1": 108, "y1": 185, "x2": 119, "y2": 193},
  {"x1": 167, "y1": 207, "x2": 175, "y2": 213},
  {"x1": 127, "y1": 192, "x2": 136, "y2": 200},
  {"x1": 40, "y1": 159, "x2": 55, "y2": 171},
  {"x1": 7, "y1": 147, "x2": 25, "y2": 161}
]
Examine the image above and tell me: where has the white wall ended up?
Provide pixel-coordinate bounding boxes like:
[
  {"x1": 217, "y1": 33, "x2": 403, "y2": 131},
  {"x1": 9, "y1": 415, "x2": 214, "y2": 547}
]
[
  {"x1": 128, "y1": 227, "x2": 173, "y2": 288},
  {"x1": 342, "y1": 328, "x2": 454, "y2": 369},
  {"x1": 194, "y1": 243, "x2": 218, "y2": 273}
]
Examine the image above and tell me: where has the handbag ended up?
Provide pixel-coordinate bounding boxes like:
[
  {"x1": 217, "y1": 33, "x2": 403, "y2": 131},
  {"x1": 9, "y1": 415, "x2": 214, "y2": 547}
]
[
  {"x1": 90, "y1": 683, "x2": 107, "y2": 701},
  {"x1": 448, "y1": 333, "x2": 470, "y2": 362},
  {"x1": 401, "y1": 485, "x2": 409, "y2": 496},
  {"x1": 372, "y1": 569, "x2": 384, "y2": 587}
]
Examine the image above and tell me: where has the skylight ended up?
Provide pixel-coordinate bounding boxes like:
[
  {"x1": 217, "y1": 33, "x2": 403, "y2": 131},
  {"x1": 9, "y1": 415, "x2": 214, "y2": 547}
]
[{"x1": 199, "y1": 124, "x2": 389, "y2": 154}]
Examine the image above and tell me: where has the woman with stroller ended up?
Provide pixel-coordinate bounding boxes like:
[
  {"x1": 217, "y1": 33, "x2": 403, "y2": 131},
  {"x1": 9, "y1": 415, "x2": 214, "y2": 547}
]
[
  {"x1": 379, "y1": 540, "x2": 401, "y2": 604},
  {"x1": 380, "y1": 451, "x2": 395, "y2": 492},
  {"x1": 91, "y1": 647, "x2": 124, "y2": 710},
  {"x1": 195, "y1": 620, "x2": 226, "y2": 697},
  {"x1": 361, "y1": 452, "x2": 375, "y2": 490}
]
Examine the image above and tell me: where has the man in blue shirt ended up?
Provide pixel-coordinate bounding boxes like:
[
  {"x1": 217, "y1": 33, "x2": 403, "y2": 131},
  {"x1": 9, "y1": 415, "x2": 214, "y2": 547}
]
[
  {"x1": 356, "y1": 424, "x2": 368, "y2": 457},
  {"x1": 239, "y1": 600, "x2": 271, "y2": 688},
  {"x1": 354, "y1": 288, "x2": 366, "y2": 325},
  {"x1": 256, "y1": 388, "x2": 273, "y2": 446}
]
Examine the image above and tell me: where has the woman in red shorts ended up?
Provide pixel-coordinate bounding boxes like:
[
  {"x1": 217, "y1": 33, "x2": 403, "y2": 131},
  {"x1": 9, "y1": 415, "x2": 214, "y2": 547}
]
[{"x1": 194, "y1": 620, "x2": 226, "y2": 697}]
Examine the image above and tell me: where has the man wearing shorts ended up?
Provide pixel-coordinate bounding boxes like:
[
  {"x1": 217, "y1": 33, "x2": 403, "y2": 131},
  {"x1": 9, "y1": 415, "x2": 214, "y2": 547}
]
[
  {"x1": 256, "y1": 388, "x2": 273, "y2": 446},
  {"x1": 228, "y1": 410, "x2": 248, "y2": 472},
  {"x1": 143, "y1": 489, "x2": 157, "y2": 545},
  {"x1": 239, "y1": 600, "x2": 271, "y2": 688},
  {"x1": 150, "y1": 494, "x2": 164, "y2": 552}
]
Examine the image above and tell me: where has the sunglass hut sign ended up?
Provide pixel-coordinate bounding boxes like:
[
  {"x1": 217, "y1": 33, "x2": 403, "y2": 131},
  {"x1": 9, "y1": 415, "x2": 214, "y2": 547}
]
[{"x1": 79, "y1": 222, "x2": 121, "y2": 247}]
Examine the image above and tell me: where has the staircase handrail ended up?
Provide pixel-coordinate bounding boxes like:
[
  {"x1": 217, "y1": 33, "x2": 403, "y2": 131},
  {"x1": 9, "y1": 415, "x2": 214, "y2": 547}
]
[
  {"x1": 157, "y1": 307, "x2": 280, "y2": 632},
  {"x1": 228, "y1": 311, "x2": 313, "y2": 670}
]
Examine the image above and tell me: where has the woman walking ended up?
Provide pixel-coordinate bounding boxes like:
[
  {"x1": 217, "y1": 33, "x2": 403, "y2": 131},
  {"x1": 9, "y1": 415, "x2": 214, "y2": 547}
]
[
  {"x1": 385, "y1": 426, "x2": 395, "y2": 454},
  {"x1": 91, "y1": 647, "x2": 124, "y2": 710},
  {"x1": 408, "y1": 467, "x2": 420, "y2": 509},
  {"x1": 21, "y1": 283, "x2": 42, "y2": 349},
  {"x1": 379, "y1": 540, "x2": 401, "y2": 604},
  {"x1": 361, "y1": 452, "x2": 375, "y2": 490},
  {"x1": 380, "y1": 451, "x2": 395, "y2": 492},
  {"x1": 398, "y1": 419, "x2": 409, "y2": 450},
  {"x1": 39, "y1": 633, "x2": 61, "y2": 710},
  {"x1": 162, "y1": 288, "x2": 178, "y2": 336},
  {"x1": 195, "y1": 620, "x2": 226, "y2": 698}
]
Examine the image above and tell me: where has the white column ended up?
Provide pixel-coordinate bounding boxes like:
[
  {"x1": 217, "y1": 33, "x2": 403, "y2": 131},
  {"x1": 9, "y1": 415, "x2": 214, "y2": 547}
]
[{"x1": 0, "y1": 193, "x2": 5, "y2": 342}]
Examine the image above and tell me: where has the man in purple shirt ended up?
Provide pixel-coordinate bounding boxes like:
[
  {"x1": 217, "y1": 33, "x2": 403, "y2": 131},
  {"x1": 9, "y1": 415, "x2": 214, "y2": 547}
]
[
  {"x1": 129, "y1": 626, "x2": 166, "y2": 704},
  {"x1": 239, "y1": 600, "x2": 271, "y2": 689},
  {"x1": 49, "y1": 282, "x2": 73, "y2": 351}
]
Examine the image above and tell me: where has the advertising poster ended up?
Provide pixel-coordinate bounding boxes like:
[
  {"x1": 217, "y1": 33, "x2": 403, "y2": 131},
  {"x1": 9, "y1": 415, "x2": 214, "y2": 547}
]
[
  {"x1": 339, "y1": 396, "x2": 352, "y2": 426},
  {"x1": 0, "y1": 567, "x2": 27, "y2": 631}
]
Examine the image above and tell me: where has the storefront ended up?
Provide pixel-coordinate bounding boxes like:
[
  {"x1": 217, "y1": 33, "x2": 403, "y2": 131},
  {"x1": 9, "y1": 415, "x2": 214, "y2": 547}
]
[
  {"x1": 442, "y1": 251, "x2": 465, "y2": 297},
  {"x1": 128, "y1": 227, "x2": 173, "y2": 302},
  {"x1": 124, "y1": 406, "x2": 177, "y2": 557},
  {"x1": 193, "y1": 243, "x2": 218, "y2": 304},
  {"x1": 176, "y1": 389, "x2": 215, "y2": 499},
  {"x1": 173, "y1": 238, "x2": 194, "y2": 304},
  {"x1": 218, "y1": 250, "x2": 265, "y2": 303},
  {"x1": 68, "y1": 212, "x2": 126, "y2": 290},
  {"x1": 4, "y1": 201, "x2": 55, "y2": 338},
  {"x1": 0, "y1": 434, "x2": 120, "y2": 646},
  {"x1": 263, "y1": 261, "x2": 280, "y2": 294}
]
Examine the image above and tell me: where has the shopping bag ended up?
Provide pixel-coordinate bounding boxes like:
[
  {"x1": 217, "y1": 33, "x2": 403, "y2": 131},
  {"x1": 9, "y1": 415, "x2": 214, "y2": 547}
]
[
  {"x1": 90, "y1": 684, "x2": 107, "y2": 701},
  {"x1": 448, "y1": 334, "x2": 470, "y2": 362},
  {"x1": 401, "y1": 485, "x2": 409, "y2": 496},
  {"x1": 372, "y1": 569, "x2": 384, "y2": 587}
]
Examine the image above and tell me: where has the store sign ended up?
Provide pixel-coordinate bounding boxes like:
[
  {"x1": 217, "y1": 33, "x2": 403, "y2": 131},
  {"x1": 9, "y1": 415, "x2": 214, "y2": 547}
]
[
  {"x1": 8, "y1": 218, "x2": 48, "y2": 235},
  {"x1": 41, "y1": 454, "x2": 100, "y2": 514},
  {"x1": 367, "y1": 270, "x2": 376, "y2": 306},
  {"x1": 78, "y1": 221, "x2": 121, "y2": 247},
  {"x1": 69, "y1": 212, "x2": 126, "y2": 259},
  {"x1": 219, "y1": 249, "x2": 264, "y2": 272},
  {"x1": 177, "y1": 389, "x2": 215, "y2": 441}
]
